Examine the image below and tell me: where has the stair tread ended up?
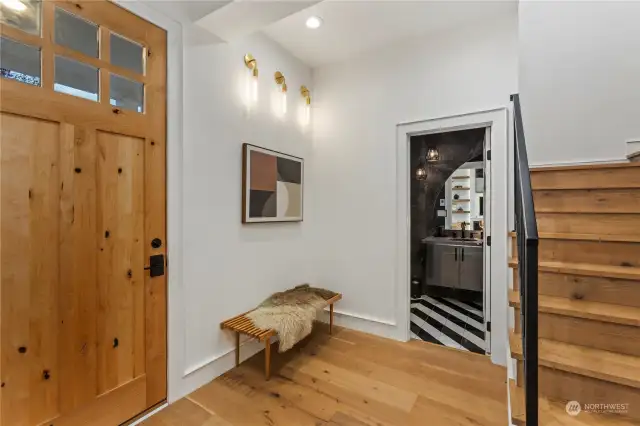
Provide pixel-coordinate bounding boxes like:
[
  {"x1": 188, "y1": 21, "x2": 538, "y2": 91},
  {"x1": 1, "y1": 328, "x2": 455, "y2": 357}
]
[
  {"x1": 508, "y1": 258, "x2": 640, "y2": 280},
  {"x1": 508, "y1": 290, "x2": 640, "y2": 326},
  {"x1": 509, "y1": 231, "x2": 640, "y2": 243},
  {"x1": 509, "y1": 330, "x2": 640, "y2": 389},
  {"x1": 531, "y1": 162, "x2": 640, "y2": 172}
]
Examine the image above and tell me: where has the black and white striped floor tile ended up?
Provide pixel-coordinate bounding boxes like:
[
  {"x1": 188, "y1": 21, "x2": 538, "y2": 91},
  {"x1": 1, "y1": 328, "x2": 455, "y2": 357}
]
[{"x1": 410, "y1": 295, "x2": 486, "y2": 354}]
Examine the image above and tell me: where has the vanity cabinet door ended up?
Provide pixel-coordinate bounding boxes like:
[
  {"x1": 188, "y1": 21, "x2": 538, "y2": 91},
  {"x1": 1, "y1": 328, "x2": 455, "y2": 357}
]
[
  {"x1": 459, "y1": 247, "x2": 484, "y2": 291},
  {"x1": 426, "y1": 245, "x2": 459, "y2": 288}
]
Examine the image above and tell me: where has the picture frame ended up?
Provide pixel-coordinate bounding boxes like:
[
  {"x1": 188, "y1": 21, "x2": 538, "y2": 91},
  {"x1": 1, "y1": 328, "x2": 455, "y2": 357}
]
[{"x1": 242, "y1": 143, "x2": 304, "y2": 223}]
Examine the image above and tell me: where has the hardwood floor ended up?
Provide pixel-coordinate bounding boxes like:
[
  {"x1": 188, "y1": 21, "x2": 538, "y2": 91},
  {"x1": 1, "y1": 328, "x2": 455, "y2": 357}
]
[{"x1": 142, "y1": 323, "x2": 508, "y2": 426}]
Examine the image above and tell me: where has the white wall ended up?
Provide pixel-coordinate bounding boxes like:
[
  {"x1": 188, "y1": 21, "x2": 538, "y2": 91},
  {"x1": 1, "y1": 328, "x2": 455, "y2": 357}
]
[
  {"x1": 519, "y1": 1, "x2": 640, "y2": 165},
  {"x1": 170, "y1": 31, "x2": 315, "y2": 401},
  {"x1": 310, "y1": 14, "x2": 517, "y2": 341}
]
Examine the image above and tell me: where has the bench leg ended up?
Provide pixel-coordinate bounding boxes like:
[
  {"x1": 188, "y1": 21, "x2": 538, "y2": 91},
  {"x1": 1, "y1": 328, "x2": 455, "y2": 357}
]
[
  {"x1": 235, "y1": 332, "x2": 240, "y2": 367},
  {"x1": 264, "y1": 338, "x2": 271, "y2": 380},
  {"x1": 330, "y1": 303, "x2": 334, "y2": 335}
]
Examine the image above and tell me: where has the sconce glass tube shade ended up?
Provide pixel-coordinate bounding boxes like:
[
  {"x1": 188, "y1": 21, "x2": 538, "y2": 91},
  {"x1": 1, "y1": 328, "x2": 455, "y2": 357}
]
[
  {"x1": 251, "y1": 69, "x2": 258, "y2": 104},
  {"x1": 244, "y1": 54, "x2": 258, "y2": 107},
  {"x1": 282, "y1": 91, "x2": 287, "y2": 115}
]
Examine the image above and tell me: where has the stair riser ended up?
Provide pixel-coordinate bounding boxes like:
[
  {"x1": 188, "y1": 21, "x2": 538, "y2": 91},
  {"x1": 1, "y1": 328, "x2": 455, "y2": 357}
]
[
  {"x1": 537, "y1": 213, "x2": 640, "y2": 237},
  {"x1": 534, "y1": 188, "x2": 640, "y2": 214},
  {"x1": 536, "y1": 272, "x2": 640, "y2": 308},
  {"x1": 512, "y1": 238, "x2": 640, "y2": 267},
  {"x1": 537, "y1": 366, "x2": 640, "y2": 421},
  {"x1": 531, "y1": 166, "x2": 640, "y2": 190},
  {"x1": 514, "y1": 310, "x2": 640, "y2": 357}
]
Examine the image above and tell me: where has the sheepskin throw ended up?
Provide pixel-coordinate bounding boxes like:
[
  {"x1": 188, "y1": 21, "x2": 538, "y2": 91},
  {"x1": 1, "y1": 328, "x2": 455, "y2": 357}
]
[{"x1": 246, "y1": 284, "x2": 338, "y2": 352}]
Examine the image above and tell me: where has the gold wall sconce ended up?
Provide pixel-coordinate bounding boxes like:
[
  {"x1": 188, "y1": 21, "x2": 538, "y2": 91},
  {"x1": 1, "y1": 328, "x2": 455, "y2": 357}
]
[
  {"x1": 244, "y1": 53, "x2": 258, "y2": 104},
  {"x1": 274, "y1": 71, "x2": 287, "y2": 115}
]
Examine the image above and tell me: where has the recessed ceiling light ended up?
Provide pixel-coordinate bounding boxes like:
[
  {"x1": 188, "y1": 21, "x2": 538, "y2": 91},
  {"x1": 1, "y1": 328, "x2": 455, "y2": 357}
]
[
  {"x1": 306, "y1": 16, "x2": 323, "y2": 29},
  {"x1": 0, "y1": 0, "x2": 27, "y2": 11}
]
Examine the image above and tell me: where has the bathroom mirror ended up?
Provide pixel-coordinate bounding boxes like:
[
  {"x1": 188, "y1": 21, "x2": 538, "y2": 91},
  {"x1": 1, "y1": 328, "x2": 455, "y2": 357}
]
[{"x1": 443, "y1": 161, "x2": 485, "y2": 231}]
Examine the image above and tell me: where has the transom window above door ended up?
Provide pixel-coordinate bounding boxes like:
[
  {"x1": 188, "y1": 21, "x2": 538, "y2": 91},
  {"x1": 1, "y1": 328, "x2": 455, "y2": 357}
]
[{"x1": 1, "y1": 0, "x2": 147, "y2": 113}]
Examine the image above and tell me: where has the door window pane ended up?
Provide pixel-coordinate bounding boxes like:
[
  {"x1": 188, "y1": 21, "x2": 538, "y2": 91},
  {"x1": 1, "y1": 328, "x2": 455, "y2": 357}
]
[
  {"x1": 110, "y1": 33, "x2": 144, "y2": 75},
  {"x1": 0, "y1": 36, "x2": 41, "y2": 86},
  {"x1": 0, "y1": 0, "x2": 41, "y2": 35},
  {"x1": 54, "y1": 7, "x2": 98, "y2": 57},
  {"x1": 54, "y1": 55, "x2": 98, "y2": 101},
  {"x1": 110, "y1": 73, "x2": 143, "y2": 112}
]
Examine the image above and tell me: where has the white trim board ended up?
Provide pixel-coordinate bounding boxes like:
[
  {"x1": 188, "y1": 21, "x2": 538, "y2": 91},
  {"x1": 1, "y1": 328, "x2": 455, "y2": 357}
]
[{"x1": 396, "y1": 107, "x2": 510, "y2": 367}]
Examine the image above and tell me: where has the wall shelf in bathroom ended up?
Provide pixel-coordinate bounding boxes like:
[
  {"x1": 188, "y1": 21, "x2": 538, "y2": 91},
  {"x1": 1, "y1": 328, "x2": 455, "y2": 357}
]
[
  {"x1": 452, "y1": 176, "x2": 470, "y2": 179},
  {"x1": 453, "y1": 211, "x2": 471, "y2": 214},
  {"x1": 452, "y1": 187, "x2": 470, "y2": 190},
  {"x1": 452, "y1": 199, "x2": 471, "y2": 202}
]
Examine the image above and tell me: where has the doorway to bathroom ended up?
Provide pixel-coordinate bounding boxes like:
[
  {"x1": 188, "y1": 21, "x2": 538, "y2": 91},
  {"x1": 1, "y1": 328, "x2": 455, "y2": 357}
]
[
  {"x1": 397, "y1": 108, "x2": 510, "y2": 365},
  {"x1": 409, "y1": 128, "x2": 490, "y2": 354}
]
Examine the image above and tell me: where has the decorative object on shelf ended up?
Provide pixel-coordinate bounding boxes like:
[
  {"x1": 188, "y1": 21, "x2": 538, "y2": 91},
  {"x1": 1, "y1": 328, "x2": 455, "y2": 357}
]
[
  {"x1": 242, "y1": 144, "x2": 303, "y2": 223},
  {"x1": 426, "y1": 147, "x2": 440, "y2": 162},
  {"x1": 453, "y1": 194, "x2": 460, "y2": 200},
  {"x1": 244, "y1": 53, "x2": 258, "y2": 105},
  {"x1": 300, "y1": 85, "x2": 311, "y2": 126},
  {"x1": 274, "y1": 71, "x2": 287, "y2": 115},
  {"x1": 457, "y1": 206, "x2": 464, "y2": 212}
]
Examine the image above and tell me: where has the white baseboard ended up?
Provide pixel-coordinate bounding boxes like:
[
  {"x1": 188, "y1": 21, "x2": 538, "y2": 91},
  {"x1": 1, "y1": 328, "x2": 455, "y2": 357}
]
[
  {"x1": 177, "y1": 338, "x2": 266, "y2": 402},
  {"x1": 172, "y1": 310, "x2": 401, "y2": 404},
  {"x1": 318, "y1": 309, "x2": 402, "y2": 341}
]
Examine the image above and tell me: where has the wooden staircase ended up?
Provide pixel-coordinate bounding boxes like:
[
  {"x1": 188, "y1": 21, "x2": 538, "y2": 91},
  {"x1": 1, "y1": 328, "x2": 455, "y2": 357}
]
[{"x1": 508, "y1": 162, "x2": 640, "y2": 425}]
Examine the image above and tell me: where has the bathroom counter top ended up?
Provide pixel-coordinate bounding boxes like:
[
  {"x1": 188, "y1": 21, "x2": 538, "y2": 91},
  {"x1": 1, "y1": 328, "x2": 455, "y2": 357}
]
[{"x1": 422, "y1": 236, "x2": 483, "y2": 247}]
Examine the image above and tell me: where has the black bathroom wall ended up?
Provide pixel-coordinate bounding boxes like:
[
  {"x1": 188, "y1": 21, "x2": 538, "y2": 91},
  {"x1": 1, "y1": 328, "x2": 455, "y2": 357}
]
[{"x1": 410, "y1": 128, "x2": 485, "y2": 285}]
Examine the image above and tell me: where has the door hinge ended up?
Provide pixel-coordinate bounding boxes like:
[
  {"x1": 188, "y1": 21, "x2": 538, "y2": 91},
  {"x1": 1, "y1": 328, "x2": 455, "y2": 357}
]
[
  {"x1": 487, "y1": 149, "x2": 491, "y2": 161},
  {"x1": 487, "y1": 321, "x2": 491, "y2": 332},
  {"x1": 487, "y1": 236, "x2": 491, "y2": 246}
]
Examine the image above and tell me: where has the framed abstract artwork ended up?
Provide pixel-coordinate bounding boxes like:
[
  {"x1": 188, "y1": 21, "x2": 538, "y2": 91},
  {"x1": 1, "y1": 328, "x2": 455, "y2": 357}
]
[{"x1": 242, "y1": 144, "x2": 304, "y2": 223}]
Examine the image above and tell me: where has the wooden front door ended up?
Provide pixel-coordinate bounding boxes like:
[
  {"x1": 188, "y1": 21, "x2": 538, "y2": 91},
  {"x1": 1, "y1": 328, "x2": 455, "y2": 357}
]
[{"x1": 0, "y1": 1, "x2": 167, "y2": 425}]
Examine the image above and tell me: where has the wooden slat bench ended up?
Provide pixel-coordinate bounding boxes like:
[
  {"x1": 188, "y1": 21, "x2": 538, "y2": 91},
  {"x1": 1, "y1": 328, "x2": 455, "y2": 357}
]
[{"x1": 220, "y1": 293, "x2": 342, "y2": 380}]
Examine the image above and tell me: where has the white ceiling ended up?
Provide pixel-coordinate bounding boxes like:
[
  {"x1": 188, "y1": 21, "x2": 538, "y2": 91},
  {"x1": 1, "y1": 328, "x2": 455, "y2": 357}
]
[
  {"x1": 148, "y1": 0, "x2": 517, "y2": 66},
  {"x1": 262, "y1": 0, "x2": 518, "y2": 67}
]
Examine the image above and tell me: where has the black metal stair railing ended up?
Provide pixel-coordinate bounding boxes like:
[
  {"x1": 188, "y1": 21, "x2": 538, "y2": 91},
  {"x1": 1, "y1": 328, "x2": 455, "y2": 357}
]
[{"x1": 511, "y1": 93, "x2": 539, "y2": 425}]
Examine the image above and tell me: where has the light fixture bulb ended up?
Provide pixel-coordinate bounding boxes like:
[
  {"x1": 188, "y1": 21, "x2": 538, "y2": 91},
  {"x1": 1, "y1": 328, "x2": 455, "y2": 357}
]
[
  {"x1": 306, "y1": 16, "x2": 323, "y2": 29},
  {"x1": 426, "y1": 148, "x2": 440, "y2": 162},
  {"x1": 0, "y1": 0, "x2": 27, "y2": 11}
]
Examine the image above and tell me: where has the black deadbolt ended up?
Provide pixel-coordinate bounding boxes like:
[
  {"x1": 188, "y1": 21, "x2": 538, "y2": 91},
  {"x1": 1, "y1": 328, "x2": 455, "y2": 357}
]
[{"x1": 151, "y1": 238, "x2": 162, "y2": 248}]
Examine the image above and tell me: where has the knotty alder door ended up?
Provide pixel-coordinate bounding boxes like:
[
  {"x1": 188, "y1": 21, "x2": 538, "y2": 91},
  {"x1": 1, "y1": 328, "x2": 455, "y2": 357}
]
[{"x1": 0, "y1": 1, "x2": 167, "y2": 425}]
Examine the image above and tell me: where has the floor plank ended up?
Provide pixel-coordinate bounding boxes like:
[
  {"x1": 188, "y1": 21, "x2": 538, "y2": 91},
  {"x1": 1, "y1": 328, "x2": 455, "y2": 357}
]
[{"x1": 142, "y1": 324, "x2": 508, "y2": 425}]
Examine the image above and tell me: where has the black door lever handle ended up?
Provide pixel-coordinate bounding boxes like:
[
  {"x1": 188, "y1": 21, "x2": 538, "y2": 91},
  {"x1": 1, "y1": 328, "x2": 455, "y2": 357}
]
[{"x1": 144, "y1": 254, "x2": 165, "y2": 277}]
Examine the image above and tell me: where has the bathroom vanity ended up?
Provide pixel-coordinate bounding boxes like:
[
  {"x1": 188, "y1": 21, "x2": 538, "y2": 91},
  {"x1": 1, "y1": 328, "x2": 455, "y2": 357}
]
[{"x1": 422, "y1": 237, "x2": 483, "y2": 292}]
